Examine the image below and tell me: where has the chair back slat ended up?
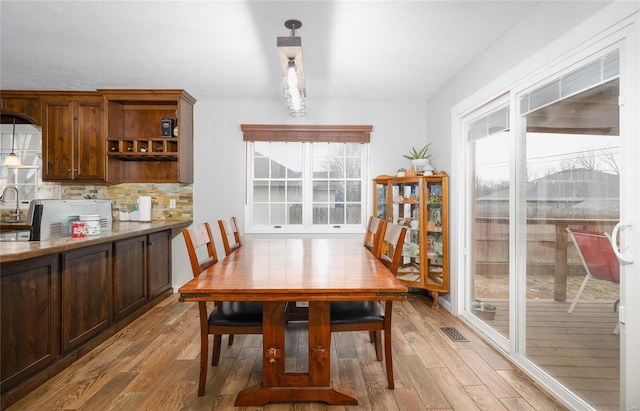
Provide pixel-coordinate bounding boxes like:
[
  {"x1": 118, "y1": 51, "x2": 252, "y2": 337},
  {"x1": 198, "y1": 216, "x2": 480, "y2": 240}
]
[
  {"x1": 567, "y1": 228, "x2": 620, "y2": 283},
  {"x1": 218, "y1": 217, "x2": 242, "y2": 256},
  {"x1": 377, "y1": 223, "x2": 407, "y2": 274},
  {"x1": 182, "y1": 222, "x2": 218, "y2": 277},
  {"x1": 364, "y1": 216, "x2": 386, "y2": 257}
]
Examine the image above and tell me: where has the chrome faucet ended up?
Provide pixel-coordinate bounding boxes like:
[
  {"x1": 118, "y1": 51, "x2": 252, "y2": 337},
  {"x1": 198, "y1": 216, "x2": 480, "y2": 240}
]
[{"x1": 0, "y1": 186, "x2": 20, "y2": 222}]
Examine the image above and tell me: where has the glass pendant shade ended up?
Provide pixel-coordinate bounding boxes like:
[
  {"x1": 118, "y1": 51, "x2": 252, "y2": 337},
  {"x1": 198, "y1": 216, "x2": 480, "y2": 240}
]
[{"x1": 2, "y1": 117, "x2": 22, "y2": 168}]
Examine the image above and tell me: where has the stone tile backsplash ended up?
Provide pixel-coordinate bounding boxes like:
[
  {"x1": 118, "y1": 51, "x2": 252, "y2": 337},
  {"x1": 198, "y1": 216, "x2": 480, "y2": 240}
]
[{"x1": 60, "y1": 183, "x2": 192, "y2": 221}]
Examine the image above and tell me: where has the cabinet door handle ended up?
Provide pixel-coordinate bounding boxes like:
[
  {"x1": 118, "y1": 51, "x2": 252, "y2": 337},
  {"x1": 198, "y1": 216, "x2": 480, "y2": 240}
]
[{"x1": 148, "y1": 242, "x2": 154, "y2": 246}]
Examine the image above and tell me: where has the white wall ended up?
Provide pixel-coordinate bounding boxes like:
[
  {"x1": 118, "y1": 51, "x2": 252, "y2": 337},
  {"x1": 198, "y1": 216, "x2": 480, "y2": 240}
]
[{"x1": 173, "y1": 99, "x2": 427, "y2": 288}]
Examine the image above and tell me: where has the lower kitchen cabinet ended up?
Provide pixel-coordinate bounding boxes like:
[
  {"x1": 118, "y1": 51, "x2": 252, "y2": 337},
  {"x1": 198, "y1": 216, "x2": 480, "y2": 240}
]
[
  {"x1": 62, "y1": 244, "x2": 113, "y2": 353},
  {"x1": 113, "y1": 235, "x2": 147, "y2": 321},
  {"x1": 147, "y1": 230, "x2": 172, "y2": 299},
  {"x1": 0, "y1": 223, "x2": 185, "y2": 410},
  {"x1": 1, "y1": 255, "x2": 60, "y2": 393}
]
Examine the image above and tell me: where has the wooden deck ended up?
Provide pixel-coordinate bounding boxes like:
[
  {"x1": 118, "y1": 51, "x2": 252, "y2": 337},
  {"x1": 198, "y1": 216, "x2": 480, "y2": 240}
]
[
  {"x1": 6, "y1": 293, "x2": 568, "y2": 411},
  {"x1": 481, "y1": 298, "x2": 620, "y2": 411}
]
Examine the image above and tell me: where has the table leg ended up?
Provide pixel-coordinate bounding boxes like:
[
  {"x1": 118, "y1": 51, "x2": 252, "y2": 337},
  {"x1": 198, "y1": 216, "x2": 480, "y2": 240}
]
[{"x1": 234, "y1": 301, "x2": 358, "y2": 406}]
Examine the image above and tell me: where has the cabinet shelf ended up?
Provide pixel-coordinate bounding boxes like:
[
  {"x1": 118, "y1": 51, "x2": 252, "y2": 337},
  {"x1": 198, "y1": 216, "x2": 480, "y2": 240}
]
[
  {"x1": 100, "y1": 89, "x2": 195, "y2": 183},
  {"x1": 107, "y1": 153, "x2": 178, "y2": 161},
  {"x1": 107, "y1": 138, "x2": 178, "y2": 161}
]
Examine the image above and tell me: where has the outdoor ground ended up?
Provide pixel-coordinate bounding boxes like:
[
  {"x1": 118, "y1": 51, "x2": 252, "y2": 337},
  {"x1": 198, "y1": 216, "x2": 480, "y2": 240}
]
[{"x1": 475, "y1": 274, "x2": 619, "y2": 300}]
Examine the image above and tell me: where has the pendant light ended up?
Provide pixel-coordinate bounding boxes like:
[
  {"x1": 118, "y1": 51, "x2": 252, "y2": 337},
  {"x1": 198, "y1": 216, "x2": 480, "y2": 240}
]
[
  {"x1": 2, "y1": 117, "x2": 22, "y2": 168},
  {"x1": 277, "y1": 19, "x2": 306, "y2": 117}
]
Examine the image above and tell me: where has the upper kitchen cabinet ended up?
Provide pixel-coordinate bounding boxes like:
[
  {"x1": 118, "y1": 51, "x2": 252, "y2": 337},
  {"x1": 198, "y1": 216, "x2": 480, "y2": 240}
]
[
  {"x1": 100, "y1": 90, "x2": 195, "y2": 184},
  {"x1": 0, "y1": 91, "x2": 42, "y2": 126},
  {"x1": 41, "y1": 93, "x2": 105, "y2": 181}
]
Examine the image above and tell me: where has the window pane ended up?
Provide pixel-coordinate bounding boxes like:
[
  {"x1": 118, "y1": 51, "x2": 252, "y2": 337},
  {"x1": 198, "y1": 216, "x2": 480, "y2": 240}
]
[
  {"x1": 313, "y1": 204, "x2": 328, "y2": 224},
  {"x1": 313, "y1": 180, "x2": 328, "y2": 202},
  {"x1": 271, "y1": 159, "x2": 287, "y2": 178},
  {"x1": 345, "y1": 143, "x2": 360, "y2": 156},
  {"x1": 254, "y1": 204, "x2": 269, "y2": 224},
  {"x1": 270, "y1": 181, "x2": 285, "y2": 201},
  {"x1": 271, "y1": 204, "x2": 285, "y2": 224},
  {"x1": 330, "y1": 204, "x2": 345, "y2": 224},
  {"x1": 254, "y1": 157, "x2": 269, "y2": 178},
  {"x1": 346, "y1": 157, "x2": 361, "y2": 178},
  {"x1": 288, "y1": 204, "x2": 302, "y2": 224},
  {"x1": 313, "y1": 143, "x2": 330, "y2": 157},
  {"x1": 287, "y1": 181, "x2": 302, "y2": 202},
  {"x1": 253, "y1": 181, "x2": 269, "y2": 201},
  {"x1": 328, "y1": 158, "x2": 344, "y2": 178},
  {"x1": 345, "y1": 181, "x2": 361, "y2": 202},
  {"x1": 312, "y1": 157, "x2": 328, "y2": 178},
  {"x1": 254, "y1": 141, "x2": 270, "y2": 156},
  {"x1": 346, "y1": 204, "x2": 361, "y2": 224},
  {"x1": 287, "y1": 157, "x2": 303, "y2": 178},
  {"x1": 330, "y1": 181, "x2": 344, "y2": 203}
]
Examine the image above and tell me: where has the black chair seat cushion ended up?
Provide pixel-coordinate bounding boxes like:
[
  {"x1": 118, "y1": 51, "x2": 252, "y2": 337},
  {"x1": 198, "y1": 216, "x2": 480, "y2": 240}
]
[
  {"x1": 209, "y1": 301, "x2": 263, "y2": 327},
  {"x1": 330, "y1": 301, "x2": 384, "y2": 325}
]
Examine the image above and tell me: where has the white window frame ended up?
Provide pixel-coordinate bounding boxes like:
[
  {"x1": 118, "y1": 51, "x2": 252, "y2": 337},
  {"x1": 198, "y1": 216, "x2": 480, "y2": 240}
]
[{"x1": 242, "y1": 124, "x2": 371, "y2": 235}]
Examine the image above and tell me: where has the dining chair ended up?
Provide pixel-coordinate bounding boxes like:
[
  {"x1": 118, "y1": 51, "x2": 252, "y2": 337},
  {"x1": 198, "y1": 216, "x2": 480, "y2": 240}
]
[
  {"x1": 330, "y1": 222, "x2": 407, "y2": 389},
  {"x1": 218, "y1": 216, "x2": 242, "y2": 256},
  {"x1": 364, "y1": 216, "x2": 386, "y2": 256},
  {"x1": 182, "y1": 222, "x2": 263, "y2": 396}
]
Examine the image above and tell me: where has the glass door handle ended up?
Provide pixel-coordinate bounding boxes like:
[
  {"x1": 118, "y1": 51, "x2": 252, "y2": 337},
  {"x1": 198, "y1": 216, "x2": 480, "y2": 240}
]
[{"x1": 609, "y1": 221, "x2": 634, "y2": 264}]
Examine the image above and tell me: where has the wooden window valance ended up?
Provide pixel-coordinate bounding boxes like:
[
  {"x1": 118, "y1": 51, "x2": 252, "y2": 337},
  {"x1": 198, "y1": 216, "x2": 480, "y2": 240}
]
[{"x1": 241, "y1": 124, "x2": 372, "y2": 143}]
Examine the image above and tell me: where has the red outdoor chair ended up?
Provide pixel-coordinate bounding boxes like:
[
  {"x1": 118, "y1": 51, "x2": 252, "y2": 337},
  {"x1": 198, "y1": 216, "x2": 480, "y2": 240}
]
[{"x1": 566, "y1": 228, "x2": 620, "y2": 316}]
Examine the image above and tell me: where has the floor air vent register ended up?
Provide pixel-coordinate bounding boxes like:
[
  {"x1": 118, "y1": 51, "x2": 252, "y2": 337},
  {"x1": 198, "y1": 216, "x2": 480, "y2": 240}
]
[{"x1": 441, "y1": 327, "x2": 469, "y2": 342}]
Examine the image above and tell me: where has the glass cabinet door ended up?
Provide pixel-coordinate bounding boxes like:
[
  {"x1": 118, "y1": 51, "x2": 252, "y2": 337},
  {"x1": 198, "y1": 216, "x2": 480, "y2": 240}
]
[
  {"x1": 392, "y1": 179, "x2": 422, "y2": 284},
  {"x1": 373, "y1": 178, "x2": 389, "y2": 221},
  {"x1": 425, "y1": 181, "x2": 445, "y2": 288}
]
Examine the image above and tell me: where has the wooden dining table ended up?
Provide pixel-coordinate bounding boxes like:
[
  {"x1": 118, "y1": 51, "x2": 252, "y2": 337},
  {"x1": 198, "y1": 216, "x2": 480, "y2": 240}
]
[{"x1": 178, "y1": 238, "x2": 408, "y2": 406}]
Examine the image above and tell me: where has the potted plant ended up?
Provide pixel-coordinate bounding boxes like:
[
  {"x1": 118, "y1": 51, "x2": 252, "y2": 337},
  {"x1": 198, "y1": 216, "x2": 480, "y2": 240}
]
[{"x1": 403, "y1": 144, "x2": 435, "y2": 175}]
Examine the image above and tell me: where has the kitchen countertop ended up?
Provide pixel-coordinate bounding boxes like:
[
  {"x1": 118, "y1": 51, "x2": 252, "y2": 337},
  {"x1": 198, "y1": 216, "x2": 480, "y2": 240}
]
[{"x1": 0, "y1": 220, "x2": 192, "y2": 264}]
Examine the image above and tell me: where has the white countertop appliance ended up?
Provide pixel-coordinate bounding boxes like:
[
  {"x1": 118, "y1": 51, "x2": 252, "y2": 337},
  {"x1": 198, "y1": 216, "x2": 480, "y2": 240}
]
[{"x1": 27, "y1": 199, "x2": 113, "y2": 240}]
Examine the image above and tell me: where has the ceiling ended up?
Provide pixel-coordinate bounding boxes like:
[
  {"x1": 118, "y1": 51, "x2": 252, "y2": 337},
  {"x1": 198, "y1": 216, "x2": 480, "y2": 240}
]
[{"x1": 0, "y1": 1, "x2": 541, "y2": 103}]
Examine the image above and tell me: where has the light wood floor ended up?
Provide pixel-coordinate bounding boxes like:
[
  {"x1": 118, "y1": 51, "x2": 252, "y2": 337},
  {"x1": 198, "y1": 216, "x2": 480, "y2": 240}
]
[{"x1": 7, "y1": 293, "x2": 567, "y2": 411}]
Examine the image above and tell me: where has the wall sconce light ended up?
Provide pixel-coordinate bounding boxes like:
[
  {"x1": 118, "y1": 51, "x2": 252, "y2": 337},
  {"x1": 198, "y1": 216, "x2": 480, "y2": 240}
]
[
  {"x1": 2, "y1": 117, "x2": 22, "y2": 168},
  {"x1": 277, "y1": 19, "x2": 306, "y2": 117}
]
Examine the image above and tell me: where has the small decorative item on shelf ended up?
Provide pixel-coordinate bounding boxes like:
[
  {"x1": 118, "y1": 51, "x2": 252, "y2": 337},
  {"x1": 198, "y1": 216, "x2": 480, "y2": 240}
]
[
  {"x1": 405, "y1": 168, "x2": 417, "y2": 177},
  {"x1": 140, "y1": 144, "x2": 148, "y2": 152},
  {"x1": 161, "y1": 118, "x2": 176, "y2": 137},
  {"x1": 397, "y1": 167, "x2": 406, "y2": 177}
]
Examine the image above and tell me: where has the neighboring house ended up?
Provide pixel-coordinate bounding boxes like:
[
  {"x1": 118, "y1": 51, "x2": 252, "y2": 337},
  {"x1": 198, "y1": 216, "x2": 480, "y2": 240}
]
[{"x1": 478, "y1": 168, "x2": 619, "y2": 217}]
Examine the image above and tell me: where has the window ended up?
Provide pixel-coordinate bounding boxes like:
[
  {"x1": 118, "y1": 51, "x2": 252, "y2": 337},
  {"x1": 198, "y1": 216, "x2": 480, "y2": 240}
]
[
  {"x1": 243, "y1": 124, "x2": 371, "y2": 233},
  {"x1": 1, "y1": 123, "x2": 42, "y2": 210}
]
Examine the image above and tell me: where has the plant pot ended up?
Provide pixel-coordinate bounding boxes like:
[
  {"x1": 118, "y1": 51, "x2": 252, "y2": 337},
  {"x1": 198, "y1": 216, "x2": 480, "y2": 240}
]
[{"x1": 410, "y1": 158, "x2": 435, "y2": 175}]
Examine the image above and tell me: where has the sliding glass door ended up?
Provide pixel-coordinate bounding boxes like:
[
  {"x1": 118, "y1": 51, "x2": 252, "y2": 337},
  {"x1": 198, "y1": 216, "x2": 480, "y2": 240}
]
[
  {"x1": 518, "y1": 53, "x2": 621, "y2": 408},
  {"x1": 463, "y1": 48, "x2": 628, "y2": 409},
  {"x1": 465, "y1": 100, "x2": 511, "y2": 342}
]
